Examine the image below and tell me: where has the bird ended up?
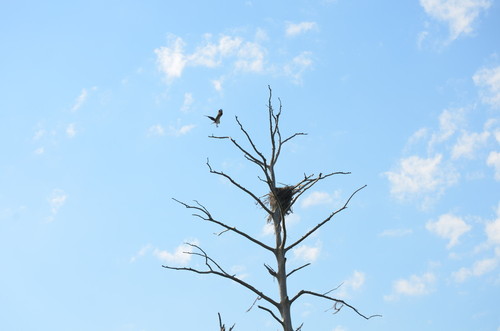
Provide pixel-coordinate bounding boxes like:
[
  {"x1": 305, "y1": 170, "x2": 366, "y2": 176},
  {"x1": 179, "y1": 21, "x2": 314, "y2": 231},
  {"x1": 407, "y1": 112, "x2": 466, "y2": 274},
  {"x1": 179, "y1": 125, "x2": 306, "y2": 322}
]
[{"x1": 206, "y1": 109, "x2": 223, "y2": 127}]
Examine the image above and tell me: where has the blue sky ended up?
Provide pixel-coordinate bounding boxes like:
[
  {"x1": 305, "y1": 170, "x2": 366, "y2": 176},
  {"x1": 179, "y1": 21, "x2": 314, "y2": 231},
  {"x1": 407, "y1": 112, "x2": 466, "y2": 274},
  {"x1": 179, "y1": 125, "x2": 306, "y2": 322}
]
[{"x1": 1, "y1": 0, "x2": 499, "y2": 330}]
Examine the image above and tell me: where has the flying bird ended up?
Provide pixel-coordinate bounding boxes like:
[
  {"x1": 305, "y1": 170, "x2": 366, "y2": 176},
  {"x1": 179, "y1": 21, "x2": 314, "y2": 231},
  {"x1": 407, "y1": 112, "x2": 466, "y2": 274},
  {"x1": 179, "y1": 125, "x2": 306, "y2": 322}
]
[{"x1": 206, "y1": 109, "x2": 223, "y2": 127}]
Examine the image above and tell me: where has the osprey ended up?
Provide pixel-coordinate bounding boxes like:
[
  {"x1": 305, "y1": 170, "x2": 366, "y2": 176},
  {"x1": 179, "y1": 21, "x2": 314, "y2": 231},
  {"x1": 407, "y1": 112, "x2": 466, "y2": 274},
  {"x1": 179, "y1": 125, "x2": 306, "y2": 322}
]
[{"x1": 206, "y1": 109, "x2": 223, "y2": 127}]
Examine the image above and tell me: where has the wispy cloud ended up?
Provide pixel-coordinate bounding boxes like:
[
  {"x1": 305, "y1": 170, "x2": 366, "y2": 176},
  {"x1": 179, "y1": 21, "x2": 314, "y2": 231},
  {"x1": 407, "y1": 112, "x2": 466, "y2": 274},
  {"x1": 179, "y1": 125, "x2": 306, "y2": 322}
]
[
  {"x1": 426, "y1": 213, "x2": 471, "y2": 248},
  {"x1": 181, "y1": 92, "x2": 194, "y2": 112},
  {"x1": 452, "y1": 254, "x2": 499, "y2": 282},
  {"x1": 66, "y1": 123, "x2": 77, "y2": 138},
  {"x1": 487, "y1": 151, "x2": 500, "y2": 181},
  {"x1": 285, "y1": 21, "x2": 318, "y2": 37},
  {"x1": 155, "y1": 32, "x2": 314, "y2": 85},
  {"x1": 293, "y1": 240, "x2": 322, "y2": 262},
  {"x1": 147, "y1": 124, "x2": 165, "y2": 137},
  {"x1": 71, "y1": 87, "x2": 97, "y2": 112},
  {"x1": 385, "y1": 272, "x2": 436, "y2": 301},
  {"x1": 169, "y1": 124, "x2": 196, "y2": 137},
  {"x1": 337, "y1": 270, "x2": 366, "y2": 298},
  {"x1": 130, "y1": 244, "x2": 153, "y2": 263},
  {"x1": 385, "y1": 154, "x2": 459, "y2": 203},
  {"x1": 452, "y1": 204, "x2": 500, "y2": 282},
  {"x1": 419, "y1": 0, "x2": 492, "y2": 43},
  {"x1": 155, "y1": 34, "x2": 266, "y2": 83},
  {"x1": 379, "y1": 228, "x2": 413, "y2": 237},
  {"x1": 47, "y1": 189, "x2": 67, "y2": 222},
  {"x1": 153, "y1": 241, "x2": 199, "y2": 265},
  {"x1": 301, "y1": 190, "x2": 339, "y2": 208},
  {"x1": 473, "y1": 65, "x2": 500, "y2": 109},
  {"x1": 452, "y1": 131, "x2": 490, "y2": 159},
  {"x1": 284, "y1": 51, "x2": 314, "y2": 84}
]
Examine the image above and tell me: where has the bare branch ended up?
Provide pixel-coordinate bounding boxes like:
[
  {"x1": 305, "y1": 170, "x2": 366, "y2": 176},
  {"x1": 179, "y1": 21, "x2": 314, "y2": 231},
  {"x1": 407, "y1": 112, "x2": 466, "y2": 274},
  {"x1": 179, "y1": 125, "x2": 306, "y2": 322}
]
[
  {"x1": 281, "y1": 132, "x2": 307, "y2": 145},
  {"x1": 206, "y1": 159, "x2": 273, "y2": 215},
  {"x1": 163, "y1": 245, "x2": 279, "y2": 309},
  {"x1": 235, "y1": 116, "x2": 268, "y2": 167},
  {"x1": 214, "y1": 228, "x2": 231, "y2": 236},
  {"x1": 218, "y1": 312, "x2": 235, "y2": 331},
  {"x1": 290, "y1": 290, "x2": 382, "y2": 320},
  {"x1": 264, "y1": 263, "x2": 277, "y2": 278},
  {"x1": 172, "y1": 198, "x2": 274, "y2": 252},
  {"x1": 286, "y1": 185, "x2": 366, "y2": 252},
  {"x1": 258, "y1": 305, "x2": 283, "y2": 326},
  {"x1": 246, "y1": 296, "x2": 261, "y2": 312},
  {"x1": 286, "y1": 263, "x2": 311, "y2": 278},
  {"x1": 209, "y1": 135, "x2": 266, "y2": 170},
  {"x1": 290, "y1": 172, "x2": 351, "y2": 208}
]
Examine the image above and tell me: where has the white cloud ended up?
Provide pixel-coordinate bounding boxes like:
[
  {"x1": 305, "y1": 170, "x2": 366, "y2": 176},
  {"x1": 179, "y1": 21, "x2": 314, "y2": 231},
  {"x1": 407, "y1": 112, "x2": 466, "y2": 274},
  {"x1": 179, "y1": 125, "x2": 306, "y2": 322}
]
[
  {"x1": 301, "y1": 190, "x2": 339, "y2": 208},
  {"x1": 451, "y1": 131, "x2": 490, "y2": 159},
  {"x1": 385, "y1": 154, "x2": 458, "y2": 201},
  {"x1": 181, "y1": 92, "x2": 194, "y2": 112},
  {"x1": 473, "y1": 65, "x2": 500, "y2": 108},
  {"x1": 153, "y1": 241, "x2": 199, "y2": 265},
  {"x1": 452, "y1": 256, "x2": 499, "y2": 282},
  {"x1": 430, "y1": 108, "x2": 465, "y2": 147},
  {"x1": 485, "y1": 203, "x2": 500, "y2": 244},
  {"x1": 47, "y1": 189, "x2": 67, "y2": 222},
  {"x1": 293, "y1": 241, "x2": 322, "y2": 262},
  {"x1": 426, "y1": 213, "x2": 471, "y2": 248},
  {"x1": 286, "y1": 21, "x2": 318, "y2": 37},
  {"x1": 155, "y1": 35, "x2": 188, "y2": 82},
  {"x1": 284, "y1": 51, "x2": 314, "y2": 84},
  {"x1": 420, "y1": 0, "x2": 492, "y2": 41},
  {"x1": 66, "y1": 123, "x2": 77, "y2": 138},
  {"x1": 169, "y1": 124, "x2": 196, "y2": 137},
  {"x1": 148, "y1": 124, "x2": 165, "y2": 137},
  {"x1": 338, "y1": 270, "x2": 366, "y2": 298},
  {"x1": 385, "y1": 272, "x2": 436, "y2": 300},
  {"x1": 487, "y1": 151, "x2": 500, "y2": 180},
  {"x1": 33, "y1": 129, "x2": 45, "y2": 141},
  {"x1": 71, "y1": 87, "x2": 96, "y2": 112},
  {"x1": 71, "y1": 88, "x2": 88, "y2": 112},
  {"x1": 154, "y1": 34, "x2": 266, "y2": 83},
  {"x1": 212, "y1": 78, "x2": 223, "y2": 92},
  {"x1": 379, "y1": 228, "x2": 413, "y2": 237},
  {"x1": 130, "y1": 244, "x2": 153, "y2": 263},
  {"x1": 234, "y1": 41, "x2": 266, "y2": 73}
]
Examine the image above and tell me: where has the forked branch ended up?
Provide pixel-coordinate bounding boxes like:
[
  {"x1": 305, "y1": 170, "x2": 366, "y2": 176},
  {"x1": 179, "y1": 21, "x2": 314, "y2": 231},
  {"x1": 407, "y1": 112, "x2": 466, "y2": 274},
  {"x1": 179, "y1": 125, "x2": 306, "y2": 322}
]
[
  {"x1": 290, "y1": 289, "x2": 382, "y2": 320},
  {"x1": 163, "y1": 243, "x2": 279, "y2": 309}
]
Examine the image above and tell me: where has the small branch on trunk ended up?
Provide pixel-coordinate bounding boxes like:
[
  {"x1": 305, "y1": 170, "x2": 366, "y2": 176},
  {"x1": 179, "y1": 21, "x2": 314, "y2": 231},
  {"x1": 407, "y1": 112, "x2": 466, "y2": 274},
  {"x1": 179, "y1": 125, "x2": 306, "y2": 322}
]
[
  {"x1": 264, "y1": 263, "x2": 277, "y2": 278},
  {"x1": 286, "y1": 185, "x2": 366, "y2": 252},
  {"x1": 287, "y1": 263, "x2": 311, "y2": 278},
  {"x1": 258, "y1": 305, "x2": 283, "y2": 326}
]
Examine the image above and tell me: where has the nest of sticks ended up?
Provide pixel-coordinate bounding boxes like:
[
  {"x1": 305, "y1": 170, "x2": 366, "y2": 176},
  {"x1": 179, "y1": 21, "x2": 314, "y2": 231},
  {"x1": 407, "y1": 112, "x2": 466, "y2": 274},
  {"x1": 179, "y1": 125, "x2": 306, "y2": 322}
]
[{"x1": 265, "y1": 186, "x2": 295, "y2": 222}]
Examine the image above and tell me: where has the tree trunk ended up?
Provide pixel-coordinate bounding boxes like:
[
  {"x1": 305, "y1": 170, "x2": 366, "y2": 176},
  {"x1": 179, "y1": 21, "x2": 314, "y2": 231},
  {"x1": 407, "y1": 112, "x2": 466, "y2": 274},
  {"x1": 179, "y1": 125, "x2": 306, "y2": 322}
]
[{"x1": 273, "y1": 209, "x2": 293, "y2": 331}]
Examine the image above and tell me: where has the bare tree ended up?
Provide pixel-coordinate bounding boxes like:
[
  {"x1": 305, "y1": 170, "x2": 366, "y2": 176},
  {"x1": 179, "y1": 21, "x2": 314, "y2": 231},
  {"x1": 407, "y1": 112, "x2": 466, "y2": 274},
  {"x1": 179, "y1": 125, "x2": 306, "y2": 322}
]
[{"x1": 164, "y1": 86, "x2": 380, "y2": 330}]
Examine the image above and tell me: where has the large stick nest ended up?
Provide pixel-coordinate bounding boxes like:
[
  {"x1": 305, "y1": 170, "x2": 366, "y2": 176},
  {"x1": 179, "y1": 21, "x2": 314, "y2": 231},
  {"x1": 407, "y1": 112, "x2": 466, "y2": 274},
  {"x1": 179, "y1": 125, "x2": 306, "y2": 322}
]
[{"x1": 265, "y1": 186, "x2": 295, "y2": 222}]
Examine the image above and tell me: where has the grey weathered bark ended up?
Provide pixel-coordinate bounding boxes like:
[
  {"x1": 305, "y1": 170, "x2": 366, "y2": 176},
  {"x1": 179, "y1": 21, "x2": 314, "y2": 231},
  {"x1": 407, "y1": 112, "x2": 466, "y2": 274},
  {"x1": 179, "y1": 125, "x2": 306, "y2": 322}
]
[{"x1": 165, "y1": 86, "x2": 380, "y2": 330}]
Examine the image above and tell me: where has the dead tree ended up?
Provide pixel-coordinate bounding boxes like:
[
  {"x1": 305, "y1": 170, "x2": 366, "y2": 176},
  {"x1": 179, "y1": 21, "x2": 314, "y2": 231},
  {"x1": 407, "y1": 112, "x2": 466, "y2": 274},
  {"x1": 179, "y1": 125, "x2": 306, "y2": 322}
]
[{"x1": 165, "y1": 86, "x2": 380, "y2": 330}]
